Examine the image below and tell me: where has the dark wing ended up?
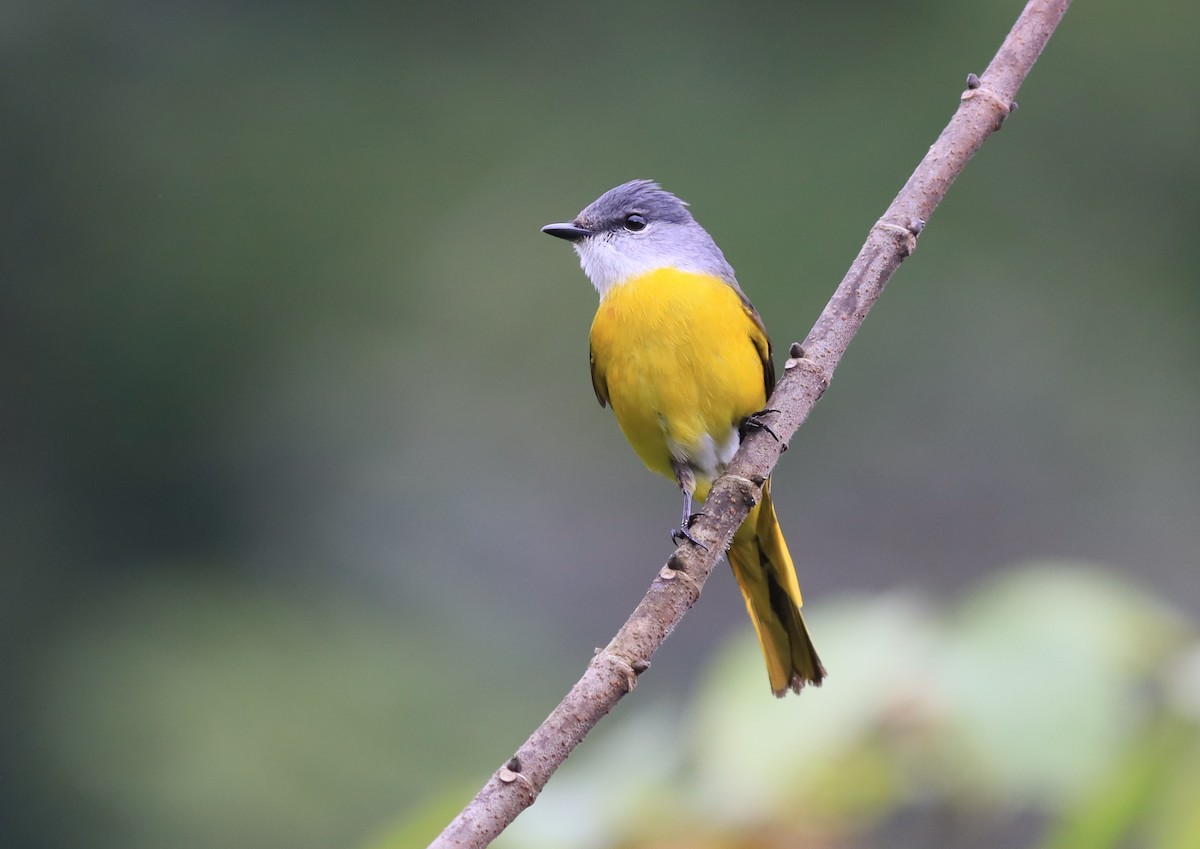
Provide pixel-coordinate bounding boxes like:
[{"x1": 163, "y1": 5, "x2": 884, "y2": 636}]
[
  {"x1": 741, "y1": 299, "x2": 775, "y2": 399},
  {"x1": 589, "y1": 342, "x2": 609, "y2": 408}
]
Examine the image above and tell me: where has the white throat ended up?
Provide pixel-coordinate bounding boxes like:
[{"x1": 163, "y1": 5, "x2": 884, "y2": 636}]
[{"x1": 574, "y1": 226, "x2": 728, "y2": 297}]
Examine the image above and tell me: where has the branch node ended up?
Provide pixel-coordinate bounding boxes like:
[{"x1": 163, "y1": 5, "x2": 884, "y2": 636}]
[
  {"x1": 721, "y1": 474, "x2": 763, "y2": 509},
  {"x1": 658, "y1": 563, "x2": 704, "y2": 597},
  {"x1": 497, "y1": 757, "x2": 537, "y2": 795},
  {"x1": 783, "y1": 354, "x2": 831, "y2": 397},
  {"x1": 961, "y1": 82, "x2": 1013, "y2": 129},
  {"x1": 873, "y1": 219, "x2": 920, "y2": 257},
  {"x1": 593, "y1": 648, "x2": 643, "y2": 692}
]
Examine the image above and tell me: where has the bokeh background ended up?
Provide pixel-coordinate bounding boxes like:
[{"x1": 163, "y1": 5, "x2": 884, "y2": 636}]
[{"x1": 4, "y1": 1, "x2": 1198, "y2": 847}]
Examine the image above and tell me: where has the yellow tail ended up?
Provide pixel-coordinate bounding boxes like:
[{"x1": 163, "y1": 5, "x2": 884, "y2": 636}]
[{"x1": 727, "y1": 478, "x2": 826, "y2": 696}]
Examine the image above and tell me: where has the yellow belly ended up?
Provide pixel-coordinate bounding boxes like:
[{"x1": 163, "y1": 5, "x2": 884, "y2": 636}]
[{"x1": 589, "y1": 268, "x2": 769, "y2": 499}]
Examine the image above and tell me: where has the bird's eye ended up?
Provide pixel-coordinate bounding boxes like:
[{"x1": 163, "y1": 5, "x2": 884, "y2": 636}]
[{"x1": 623, "y1": 213, "x2": 648, "y2": 232}]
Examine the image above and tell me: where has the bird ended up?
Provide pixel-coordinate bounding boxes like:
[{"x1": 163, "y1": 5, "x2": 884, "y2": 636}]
[{"x1": 542, "y1": 179, "x2": 825, "y2": 696}]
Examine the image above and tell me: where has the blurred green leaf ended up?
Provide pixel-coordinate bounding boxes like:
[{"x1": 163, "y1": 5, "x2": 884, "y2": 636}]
[
  {"x1": 937, "y1": 563, "x2": 1188, "y2": 800},
  {"x1": 1041, "y1": 717, "x2": 1200, "y2": 849}
]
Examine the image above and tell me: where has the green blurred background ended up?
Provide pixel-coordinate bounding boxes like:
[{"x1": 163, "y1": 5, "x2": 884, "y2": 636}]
[{"x1": 3, "y1": 1, "x2": 1198, "y2": 847}]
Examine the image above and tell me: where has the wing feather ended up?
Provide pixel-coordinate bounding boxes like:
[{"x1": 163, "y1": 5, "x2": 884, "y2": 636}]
[
  {"x1": 589, "y1": 343, "x2": 609, "y2": 408},
  {"x1": 741, "y1": 298, "x2": 775, "y2": 399}
]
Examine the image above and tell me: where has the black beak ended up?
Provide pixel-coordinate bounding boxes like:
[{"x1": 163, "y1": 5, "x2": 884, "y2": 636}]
[{"x1": 541, "y1": 222, "x2": 592, "y2": 242}]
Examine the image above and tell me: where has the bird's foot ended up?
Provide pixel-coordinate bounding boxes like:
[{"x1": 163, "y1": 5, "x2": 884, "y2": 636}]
[
  {"x1": 670, "y1": 512, "x2": 708, "y2": 551},
  {"x1": 740, "y1": 408, "x2": 781, "y2": 443}
]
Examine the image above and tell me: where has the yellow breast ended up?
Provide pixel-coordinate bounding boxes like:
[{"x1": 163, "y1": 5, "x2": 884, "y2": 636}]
[{"x1": 588, "y1": 267, "x2": 770, "y2": 497}]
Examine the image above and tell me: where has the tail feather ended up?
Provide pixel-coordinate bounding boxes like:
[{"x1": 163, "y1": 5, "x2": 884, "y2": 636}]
[{"x1": 726, "y1": 478, "x2": 825, "y2": 696}]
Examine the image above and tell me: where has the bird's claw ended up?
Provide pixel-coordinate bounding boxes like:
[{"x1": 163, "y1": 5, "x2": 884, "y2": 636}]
[
  {"x1": 671, "y1": 524, "x2": 708, "y2": 551},
  {"x1": 741, "y1": 408, "x2": 781, "y2": 442}
]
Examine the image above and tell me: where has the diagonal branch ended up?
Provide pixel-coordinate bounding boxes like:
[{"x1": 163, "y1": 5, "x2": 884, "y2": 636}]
[{"x1": 428, "y1": 1, "x2": 1072, "y2": 846}]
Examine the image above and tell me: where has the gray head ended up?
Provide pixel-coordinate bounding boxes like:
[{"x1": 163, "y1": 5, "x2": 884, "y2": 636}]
[{"x1": 542, "y1": 179, "x2": 739, "y2": 296}]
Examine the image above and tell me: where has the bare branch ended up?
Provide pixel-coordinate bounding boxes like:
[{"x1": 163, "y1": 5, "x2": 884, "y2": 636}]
[{"x1": 428, "y1": 1, "x2": 1072, "y2": 846}]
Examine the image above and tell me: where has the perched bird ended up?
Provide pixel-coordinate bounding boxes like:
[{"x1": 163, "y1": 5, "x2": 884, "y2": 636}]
[{"x1": 542, "y1": 180, "x2": 825, "y2": 695}]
